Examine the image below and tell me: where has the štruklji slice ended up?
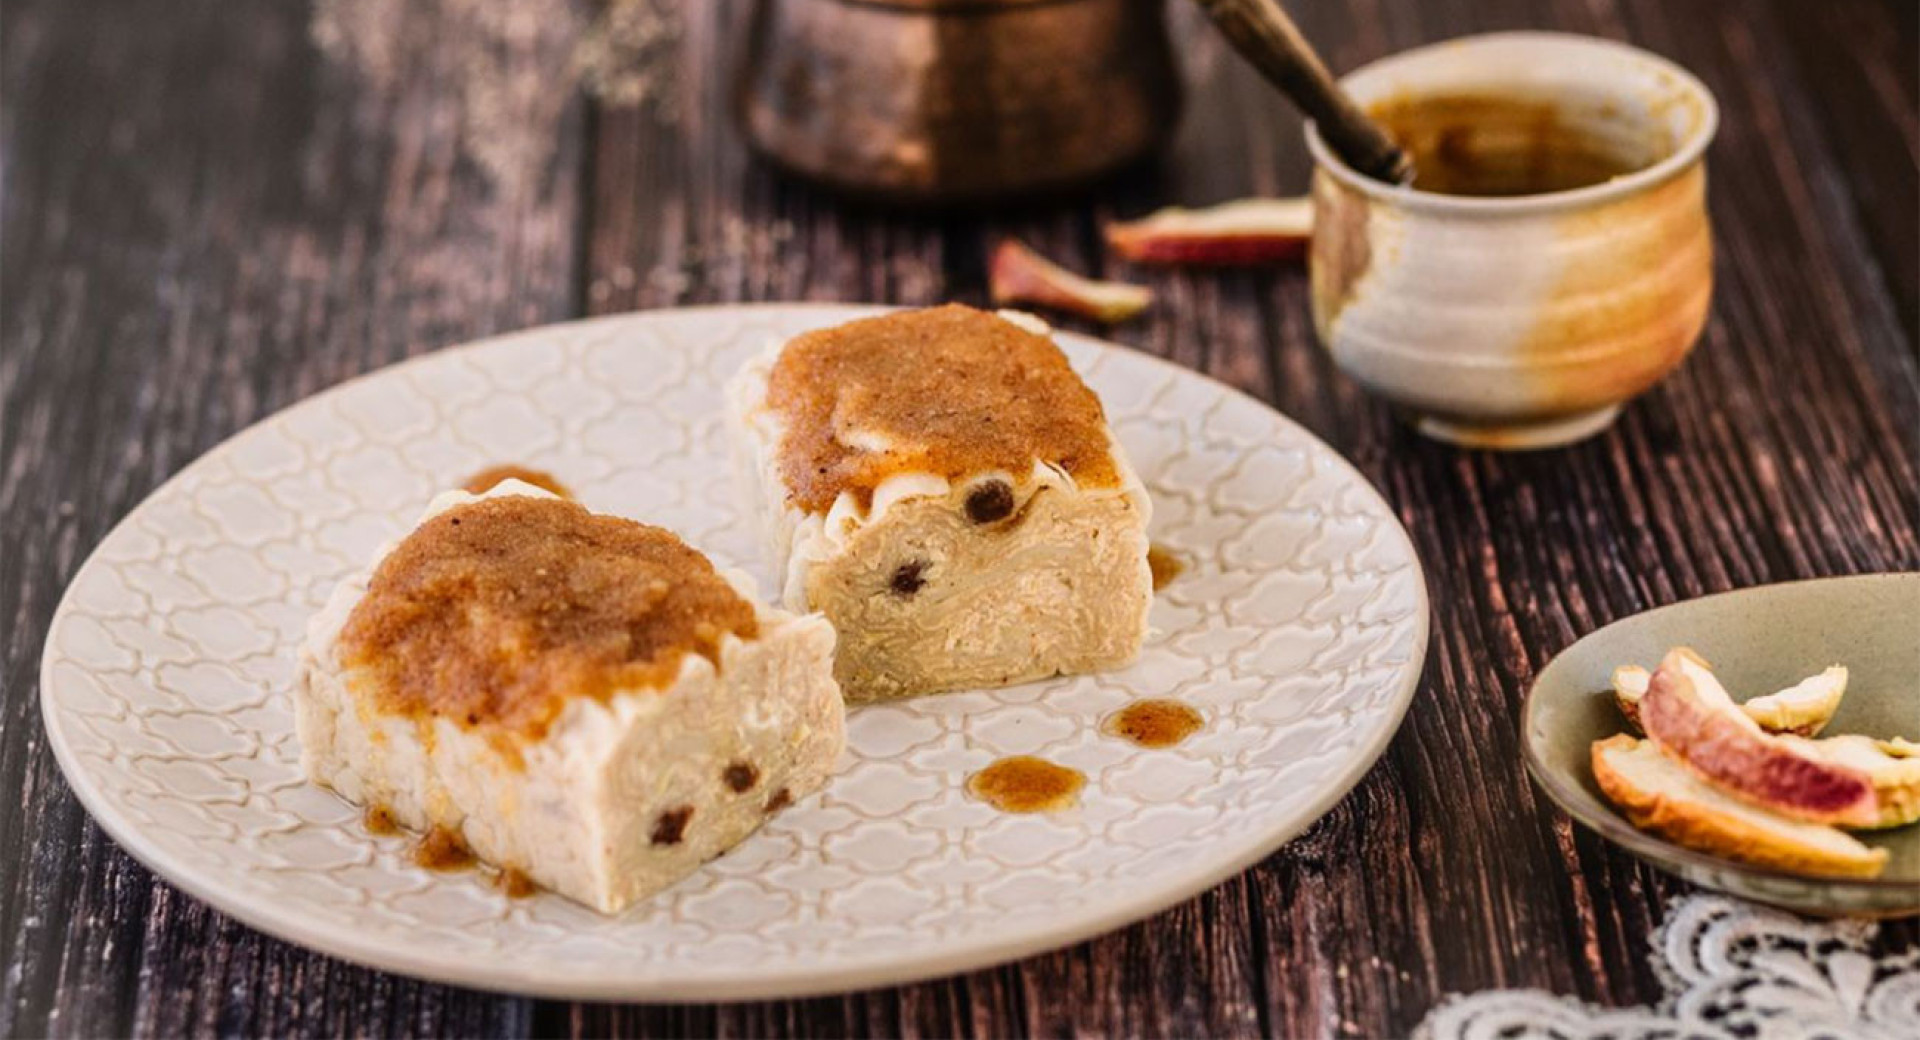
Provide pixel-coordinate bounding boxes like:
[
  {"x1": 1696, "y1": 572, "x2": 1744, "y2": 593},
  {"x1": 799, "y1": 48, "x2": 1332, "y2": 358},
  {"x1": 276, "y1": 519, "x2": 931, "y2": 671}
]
[
  {"x1": 1639, "y1": 650, "x2": 1878, "y2": 827},
  {"x1": 727, "y1": 305, "x2": 1153, "y2": 702},
  {"x1": 1592, "y1": 735, "x2": 1888, "y2": 878},
  {"x1": 297, "y1": 480, "x2": 846, "y2": 913}
]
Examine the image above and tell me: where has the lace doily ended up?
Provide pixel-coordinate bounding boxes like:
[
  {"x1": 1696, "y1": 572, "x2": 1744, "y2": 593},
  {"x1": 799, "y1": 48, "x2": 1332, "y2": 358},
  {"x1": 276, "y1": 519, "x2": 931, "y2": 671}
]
[{"x1": 1420, "y1": 895, "x2": 1920, "y2": 1040}]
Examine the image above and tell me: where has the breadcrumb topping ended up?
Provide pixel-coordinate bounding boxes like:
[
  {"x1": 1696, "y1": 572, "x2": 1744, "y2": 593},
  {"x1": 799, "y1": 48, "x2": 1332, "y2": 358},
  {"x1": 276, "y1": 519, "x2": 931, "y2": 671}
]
[
  {"x1": 765, "y1": 305, "x2": 1120, "y2": 513},
  {"x1": 339, "y1": 495, "x2": 757, "y2": 738}
]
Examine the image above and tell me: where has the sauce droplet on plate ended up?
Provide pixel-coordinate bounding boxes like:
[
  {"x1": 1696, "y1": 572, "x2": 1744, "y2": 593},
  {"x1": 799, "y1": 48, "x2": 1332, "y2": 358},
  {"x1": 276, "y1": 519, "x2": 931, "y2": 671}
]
[
  {"x1": 363, "y1": 804, "x2": 401, "y2": 836},
  {"x1": 1147, "y1": 544, "x2": 1185, "y2": 591},
  {"x1": 1103, "y1": 699, "x2": 1204, "y2": 749},
  {"x1": 413, "y1": 826, "x2": 476, "y2": 871},
  {"x1": 967, "y1": 756, "x2": 1086, "y2": 813},
  {"x1": 459, "y1": 464, "x2": 573, "y2": 499},
  {"x1": 495, "y1": 867, "x2": 538, "y2": 899}
]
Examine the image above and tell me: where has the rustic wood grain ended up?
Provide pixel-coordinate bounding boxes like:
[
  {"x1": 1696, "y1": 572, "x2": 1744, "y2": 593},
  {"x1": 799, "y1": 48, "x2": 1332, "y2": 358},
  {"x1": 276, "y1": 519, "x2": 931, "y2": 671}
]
[
  {"x1": 1762, "y1": 0, "x2": 1919, "y2": 351},
  {"x1": 0, "y1": 0, "x2": 586, "y2": 1034},
  {"x1": 3, "y1": 0, "x2": 1915, "y2": 1037}
]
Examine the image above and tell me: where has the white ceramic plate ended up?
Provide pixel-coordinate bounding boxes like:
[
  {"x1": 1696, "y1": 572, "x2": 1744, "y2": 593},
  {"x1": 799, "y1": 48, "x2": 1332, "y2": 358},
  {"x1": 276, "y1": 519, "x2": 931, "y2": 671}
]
[{"x1": 40, "y1": 305, "x2": 1428, "y2": 1000}]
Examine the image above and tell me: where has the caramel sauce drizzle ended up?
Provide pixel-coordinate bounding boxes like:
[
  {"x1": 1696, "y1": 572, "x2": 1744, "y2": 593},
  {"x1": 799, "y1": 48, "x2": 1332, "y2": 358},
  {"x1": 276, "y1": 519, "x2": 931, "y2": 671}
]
[
  {"x1": 967, "y1": 756, "x2": 1086, "y2": 813},
  {"x1": 765, "y1": 305, "x2": 1121, "y2": 513},
  {"x1": 494, "y1": 867, "x2": 538, "y2": 899},
  {"x1": 367, "y1": 805, "x2": 538, "y2": 898},
  {"x1": 459, "y1": 464, "x2": 573, "y2": 499},
  {"x1": 337, "y1": 495, "x2": 757, "y2": 741},
  {"x1": 1147, "y1": 544, "x2": 1185, "y2": 591},
  {"x1": 412, "y1": 825, "x2": 476, "y2": 871},
  {"x1": 363, "y1": 804, "x2": 400, "y2": 836},
  {"x1": 1103, "y1": 699, "x2": 1204, "y2": 749}
]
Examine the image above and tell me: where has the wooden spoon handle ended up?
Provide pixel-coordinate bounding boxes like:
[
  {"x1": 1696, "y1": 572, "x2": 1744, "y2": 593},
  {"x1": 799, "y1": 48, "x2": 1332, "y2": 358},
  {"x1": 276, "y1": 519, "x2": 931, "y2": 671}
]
[{"x1": 1191, "y1": 0, "x2": 1411, "y2": 185}]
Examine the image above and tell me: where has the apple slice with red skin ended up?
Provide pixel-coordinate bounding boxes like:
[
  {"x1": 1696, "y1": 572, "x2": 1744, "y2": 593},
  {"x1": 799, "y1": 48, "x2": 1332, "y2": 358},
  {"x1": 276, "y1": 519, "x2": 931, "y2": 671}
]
[
  {"x1": 988, "y1": 239, "x2": 1151, "y2": 324},
  {"x1": 1785, "y1": 733, "x2": 1920, "y2": 830},
  {"x1": 1612, "y1": 658, "x2": 1846, "y2": 737},
  {"x1": 1104, "y1": 198, "x2": 1312, "y2": 265},
  {"x1": 1592, "y1": 735, "x2": 1887, "y2": 878},
  {"x1": 1639, "y1": 650, "x2": 1878, "y2": 827},
  {"x1": 1611, "y1": 648, "x2": 1711, "y2": 732}
]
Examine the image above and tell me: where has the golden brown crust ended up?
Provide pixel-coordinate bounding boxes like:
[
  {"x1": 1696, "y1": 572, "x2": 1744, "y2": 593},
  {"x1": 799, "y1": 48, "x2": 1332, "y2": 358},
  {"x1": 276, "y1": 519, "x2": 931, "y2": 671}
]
[
  {"x1": 338, "y1": 495, "x2": 757, "y2": 739},
  {"x1": 764, "y1": 305, "x2": 1121, "y2": 513},
  {"x1": 1591, "y1": 735, "x2": 1888, "y2": 879}
]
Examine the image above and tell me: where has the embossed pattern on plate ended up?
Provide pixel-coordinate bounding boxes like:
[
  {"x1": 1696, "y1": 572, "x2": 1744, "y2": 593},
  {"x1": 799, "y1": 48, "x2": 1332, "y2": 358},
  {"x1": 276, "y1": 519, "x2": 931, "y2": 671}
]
[{"x1": 40, "y1": 305, "x2": 1428, "y2": 999}]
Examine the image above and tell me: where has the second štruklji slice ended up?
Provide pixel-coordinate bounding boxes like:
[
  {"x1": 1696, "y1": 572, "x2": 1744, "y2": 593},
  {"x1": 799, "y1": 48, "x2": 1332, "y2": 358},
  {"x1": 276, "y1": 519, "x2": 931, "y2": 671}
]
[{"x1": 728, "y1": 305, "x2": 1153, "y2": 701}]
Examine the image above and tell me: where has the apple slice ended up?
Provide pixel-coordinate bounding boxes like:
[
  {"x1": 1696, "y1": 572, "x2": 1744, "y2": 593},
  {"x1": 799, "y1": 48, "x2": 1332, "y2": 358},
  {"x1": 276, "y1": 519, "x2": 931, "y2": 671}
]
[
  {"x1": 1741, "y1": 666, "x2": 1847, "y2": 736},
  {"x1": 1611, "y1": 665, "x2": 1651, "y2": 730},
  {"x1": 1592, "y1": 735, "x2": 1888, "y2": 878},
  {"x1": 1104, "y1": 198, "x2": 1312, "y2": 265},
  {"x1": 1785, "y1": 733, "x2": 1920, "y2": 830},
  {"x1": 1611, "y1": 657, "x2": 1846, "y2": 737},
  {"x1": 1639, "y1": 650, "x2": 1878, "y2": 827},
  {"x1": 1610, "y1": 648, "x2": 1710, "y2": 732},
  {"x1": 988, "y1": 240, "x2": 1151, "y2": 324}
]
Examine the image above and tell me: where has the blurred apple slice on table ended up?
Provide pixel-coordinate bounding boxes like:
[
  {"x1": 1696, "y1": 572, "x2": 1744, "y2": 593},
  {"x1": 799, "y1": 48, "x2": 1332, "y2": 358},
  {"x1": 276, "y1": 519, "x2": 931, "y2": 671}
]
[
  {"x1": 1104, "y1": 198, "x2": 1312, "y2": 265},
  {"x1": 989, "y1": 239, "x2": 1152, "y2": 324},
  {"x1": 1639, "y1": 649, "x2": 1879, "y2": 827},
  {"x1": 1591, "y1": 735, "x2": 1888, "y2": 878}
]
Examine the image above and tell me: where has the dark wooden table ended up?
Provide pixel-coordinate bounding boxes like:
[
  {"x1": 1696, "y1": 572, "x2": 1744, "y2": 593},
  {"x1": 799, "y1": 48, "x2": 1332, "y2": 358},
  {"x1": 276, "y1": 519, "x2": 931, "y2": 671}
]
[{"x1": 4, "y1": 0, "x2": 1915, "y2": 1035}]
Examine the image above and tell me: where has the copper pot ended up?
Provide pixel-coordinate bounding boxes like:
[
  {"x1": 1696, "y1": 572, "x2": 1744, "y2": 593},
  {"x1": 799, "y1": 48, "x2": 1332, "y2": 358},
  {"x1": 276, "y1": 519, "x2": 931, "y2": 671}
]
[{"x1": 735, "y1": 0, "x2": 1182, "y2": 205}]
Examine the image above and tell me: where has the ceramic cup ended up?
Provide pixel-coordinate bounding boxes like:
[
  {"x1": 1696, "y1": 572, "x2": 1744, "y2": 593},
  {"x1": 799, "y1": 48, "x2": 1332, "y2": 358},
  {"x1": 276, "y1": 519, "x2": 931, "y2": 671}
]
[{"x1": 1305, "y1": 32, "x2": 1719, "y2": 450}]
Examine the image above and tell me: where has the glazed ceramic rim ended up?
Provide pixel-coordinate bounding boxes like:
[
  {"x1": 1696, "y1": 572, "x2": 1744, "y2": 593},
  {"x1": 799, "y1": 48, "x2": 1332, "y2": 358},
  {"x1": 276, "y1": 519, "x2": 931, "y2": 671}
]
[
  {"x1": 1520, "y1": 573, "x2": 1920, "y2": 901},
  {"x1": 1306, "y1": 31, "x2": 1720, "y2": 216},
  {"x1": 39, "y1": 303, "x2": 1433, "y2": 1001}
]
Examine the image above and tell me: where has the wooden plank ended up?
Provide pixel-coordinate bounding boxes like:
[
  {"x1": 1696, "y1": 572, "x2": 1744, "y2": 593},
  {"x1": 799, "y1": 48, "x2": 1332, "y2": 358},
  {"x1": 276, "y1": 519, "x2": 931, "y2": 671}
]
[
  {"x1": 0, "y1": 0, "x2": 587, "y2": 1035},
  {"x1": 1760, "y1": 0, "x2": 1919, "y2": 350}
]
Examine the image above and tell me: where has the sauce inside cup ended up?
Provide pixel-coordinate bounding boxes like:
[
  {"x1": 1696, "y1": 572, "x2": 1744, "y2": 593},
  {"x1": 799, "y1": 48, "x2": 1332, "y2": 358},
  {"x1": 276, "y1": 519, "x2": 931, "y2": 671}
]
[{"x1": 1368, "y1": 93, "x2": 1665, "y2": 197}]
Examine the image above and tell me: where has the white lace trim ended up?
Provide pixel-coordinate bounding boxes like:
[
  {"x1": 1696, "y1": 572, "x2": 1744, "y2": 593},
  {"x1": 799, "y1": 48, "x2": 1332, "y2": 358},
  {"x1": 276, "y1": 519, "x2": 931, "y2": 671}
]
[{"x1": 1419, "y1": 895, "x2": 1920, "y2": 1040}]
